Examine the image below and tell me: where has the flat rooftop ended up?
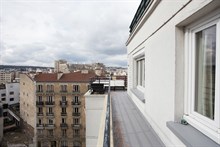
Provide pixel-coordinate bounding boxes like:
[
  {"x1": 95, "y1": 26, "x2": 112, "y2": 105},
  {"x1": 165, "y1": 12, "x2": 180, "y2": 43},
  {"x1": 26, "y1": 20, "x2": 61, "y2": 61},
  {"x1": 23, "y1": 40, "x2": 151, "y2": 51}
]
[{"x1": 111, "y1": 91, "x2": 164, "y2": 147}]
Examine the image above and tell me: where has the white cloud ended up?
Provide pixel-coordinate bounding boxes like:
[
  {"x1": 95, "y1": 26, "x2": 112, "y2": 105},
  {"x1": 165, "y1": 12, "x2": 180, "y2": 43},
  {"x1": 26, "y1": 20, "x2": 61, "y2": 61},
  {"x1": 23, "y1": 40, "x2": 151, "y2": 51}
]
[{"x1": 0, "y1": 0, "x2": 140, "y2": 67}]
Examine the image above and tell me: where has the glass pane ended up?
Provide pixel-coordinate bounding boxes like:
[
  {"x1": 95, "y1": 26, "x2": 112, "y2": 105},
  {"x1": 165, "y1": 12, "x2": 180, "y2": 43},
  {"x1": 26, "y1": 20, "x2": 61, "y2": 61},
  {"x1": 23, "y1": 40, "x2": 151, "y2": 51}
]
[{"x1": 194, "y1": 25, "x2": 216, "y2": 120}]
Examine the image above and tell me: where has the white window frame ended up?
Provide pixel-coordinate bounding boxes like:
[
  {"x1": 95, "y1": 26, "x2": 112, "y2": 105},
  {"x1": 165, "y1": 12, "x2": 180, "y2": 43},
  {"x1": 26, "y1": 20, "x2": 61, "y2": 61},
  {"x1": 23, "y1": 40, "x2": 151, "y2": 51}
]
[
  {"x1": 133, "y1": 48, "x2": 145, "y2": 93},
  {"x1": 184, "y1": 13, "x2": 220, "y2": 144}
]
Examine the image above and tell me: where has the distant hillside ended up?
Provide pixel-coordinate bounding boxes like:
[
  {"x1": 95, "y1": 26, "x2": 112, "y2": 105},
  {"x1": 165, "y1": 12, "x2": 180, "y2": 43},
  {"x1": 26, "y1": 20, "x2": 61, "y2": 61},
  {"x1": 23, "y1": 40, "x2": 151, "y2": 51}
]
[{"x1": 0, "y1": 65, "x2": 53, "y2": 70}]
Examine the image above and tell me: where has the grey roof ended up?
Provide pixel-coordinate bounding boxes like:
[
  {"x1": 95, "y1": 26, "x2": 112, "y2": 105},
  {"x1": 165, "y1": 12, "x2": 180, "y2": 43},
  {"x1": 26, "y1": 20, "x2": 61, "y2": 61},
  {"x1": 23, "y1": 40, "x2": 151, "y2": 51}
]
[
  {"x1": 129, "y1": 0, "x2": 152, "y2": 33},
  {"x1": 111, "y1": 91, "x2": 165, "y2": 147}
]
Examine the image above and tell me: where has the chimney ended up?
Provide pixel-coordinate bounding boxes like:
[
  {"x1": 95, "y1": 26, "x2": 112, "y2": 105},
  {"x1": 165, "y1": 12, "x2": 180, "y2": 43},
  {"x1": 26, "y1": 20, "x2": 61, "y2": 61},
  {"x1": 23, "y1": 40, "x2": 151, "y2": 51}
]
[{"x1": 57, "y1": 72, "x2": 63, "y2": 80}]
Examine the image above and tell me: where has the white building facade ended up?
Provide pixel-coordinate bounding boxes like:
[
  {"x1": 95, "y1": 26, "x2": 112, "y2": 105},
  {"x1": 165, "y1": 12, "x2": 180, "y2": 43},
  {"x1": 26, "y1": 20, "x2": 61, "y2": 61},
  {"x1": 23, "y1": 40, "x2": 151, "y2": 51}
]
[
  {"x1": 126, "y1": 0, "x2": 220, "y2": 146},
  {"x1": 5, "y1": 83, "x2": 20, "y2": 105},
  {"x1": 0, "y1": 83, "x2": 19, "y2": 105}
]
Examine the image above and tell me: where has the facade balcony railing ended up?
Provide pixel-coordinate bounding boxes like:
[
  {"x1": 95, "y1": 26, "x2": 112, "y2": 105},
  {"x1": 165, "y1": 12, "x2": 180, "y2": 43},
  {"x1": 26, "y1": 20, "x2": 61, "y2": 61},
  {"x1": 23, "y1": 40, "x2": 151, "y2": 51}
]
[
  {"x1": 60, "y1": 101, "x2": 68, "y2": 106},
  {"x1": 61, "y1": 135, "x2": 67, "y2": 139},
  {"x1": 45, "y1": 124, "x2": 55, "y2": 129},
  {"x1": 36, "y1": 90, "x2": 43, "y2": 94},
  {"x1": 37, "y1": 112, "x2": 44, "y2": 116},
  {"x1": 71, "y1": 124, "x2": 81, "y2": 129},
  {"x1": 46, "y1": 90, "x2": 54, "y2": 93},
  {"x1": 73, "y1": 135, "x2": 81, "y2": 141},
  {"x1": 60, "y1": 123, "x2": 68, "y2": 129},
  {"x1": 72, "y1": 90, "x2": 80, "y2": 94},
  {"x1": 61, "y1": 112, "x2": 67, "y2": 116},
  {"x1": 36, "y1": 133, "x2": 45, "y2": 138},
  {"x1": 47, "y1": 134, "x2": 54, "y2": 138},
  {"x1": 71, "y1": 101, "x2": 81, "y2": 106},
  {"x1": 45, "y1": 101, "x2": 55, "y2": 106},
  {"x1": 46, "y1": 112, "x2": 54, "y2": 116},
  {"x1": 60, "y1": 90, "x2": 68, "y2": 93},
  {"x1": 36, "y1": 124, "x2": 44, "y2": 129},
  {"x1": 72, "y1": 112, "x2": 80, "y2": 117},
  {"x1": 36, "y1": 101, "x2": 44, "y2": 106}
]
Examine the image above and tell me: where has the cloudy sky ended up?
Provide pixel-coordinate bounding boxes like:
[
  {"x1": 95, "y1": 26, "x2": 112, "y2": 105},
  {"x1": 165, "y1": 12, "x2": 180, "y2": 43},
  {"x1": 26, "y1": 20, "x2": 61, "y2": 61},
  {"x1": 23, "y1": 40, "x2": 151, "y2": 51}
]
[{"x1": 0, "y1": 0, "x2": 140, "y2": 67}]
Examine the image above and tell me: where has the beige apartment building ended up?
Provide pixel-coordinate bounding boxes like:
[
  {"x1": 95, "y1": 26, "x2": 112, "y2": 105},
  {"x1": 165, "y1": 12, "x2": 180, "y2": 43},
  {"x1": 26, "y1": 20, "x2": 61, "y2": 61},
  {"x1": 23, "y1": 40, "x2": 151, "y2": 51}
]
[
  {"x1": 0, "y1": 71, "x2": 12, "y2": 84},
  {"x1": 20, "y1": 71, "x2": 96, "y2": 147}
]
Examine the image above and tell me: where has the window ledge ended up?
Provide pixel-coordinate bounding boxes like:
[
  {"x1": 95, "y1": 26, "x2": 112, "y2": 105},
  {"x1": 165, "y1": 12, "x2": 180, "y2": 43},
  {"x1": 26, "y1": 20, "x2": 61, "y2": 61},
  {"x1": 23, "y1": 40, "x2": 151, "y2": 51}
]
[
  {"x1": 130, "y1": 88, "x2": 145, "y2": 103},
  {"x1": 167, "y1": 121, "x2": 220, "y2": 147}
]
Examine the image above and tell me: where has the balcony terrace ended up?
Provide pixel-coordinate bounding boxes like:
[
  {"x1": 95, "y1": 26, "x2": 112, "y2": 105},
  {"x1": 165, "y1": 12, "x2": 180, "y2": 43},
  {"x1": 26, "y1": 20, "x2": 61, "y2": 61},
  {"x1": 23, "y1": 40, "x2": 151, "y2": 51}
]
[
  {"x1": 36, "y1": 124, "x2": 44, "y2": 129},
  {"x1": 71, "y1": 101, "x2": 81, "y2": 106},
  {"x1": 45, "y1": 124, "x2": 55, "y2": 129},
  {"x1": 111, "y1": 91, "x2": 164, "y2": 147},
  {"x1": 72, "y1": 112, "x2": 80, "y2": 117},
  {"x1": 72, "y1": 90, "x2": 80, "y2": 94},
  {"x1": 46, "y1": 113, "x2": 54, "y2": 117},
  {"x1": 46, "y1": 90, "x2": 54, "y2": 95},
  {"x1": 60, "y1": 123, "x2": 68, "y2": 129},
  {"x1": 45, "y1": 101, "x2": 55, "y2": 106},
  {"x1": 36, "y1": 101, "x2": 44, "y2": 106},
  {"x1": 60, "y1": 101, "x2": 68, "y2": 107},
  {"x1": 72, "y1": 124, "x2": 81, "y2": 129},
  {"x1": 85, "y1": 77, "x2": 164, "y2": 147}
]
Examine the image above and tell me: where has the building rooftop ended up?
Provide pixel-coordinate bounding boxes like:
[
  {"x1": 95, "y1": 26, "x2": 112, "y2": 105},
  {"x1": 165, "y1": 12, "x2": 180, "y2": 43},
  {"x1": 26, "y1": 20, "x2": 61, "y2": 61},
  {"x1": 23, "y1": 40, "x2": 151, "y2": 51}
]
[
  {"x1": 33, "y1": 71, "x2": 96, "y2": 82},
  {"x1": 111, "y1": 91, "x2": 165, "y2": 147},
  {"x1": 129, "y1": 0, "x2": 152, "y2": 33}
]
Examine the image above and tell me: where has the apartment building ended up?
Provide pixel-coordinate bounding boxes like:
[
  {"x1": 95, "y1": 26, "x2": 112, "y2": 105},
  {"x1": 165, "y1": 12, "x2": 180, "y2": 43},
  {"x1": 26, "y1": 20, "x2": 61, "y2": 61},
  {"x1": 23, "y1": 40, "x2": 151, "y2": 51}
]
[
  {"x1": 0, "y1": 71, "x2": 12, "y2": 84},
  {"x1": 54, "y1": 60, "x2": 70, "y2": 73},
  {"x1": 0, "y1": 83, "x2": 20, "y2": 105},
  {"x1": 127, "y1": 0, "x2": 220, "y2": 146},
  {"x1": 0, "y1": 102, "x2": 3, "y2": 143},
  {"x1": 20, "y1": 71, "x2": 96, "y2": 147}
]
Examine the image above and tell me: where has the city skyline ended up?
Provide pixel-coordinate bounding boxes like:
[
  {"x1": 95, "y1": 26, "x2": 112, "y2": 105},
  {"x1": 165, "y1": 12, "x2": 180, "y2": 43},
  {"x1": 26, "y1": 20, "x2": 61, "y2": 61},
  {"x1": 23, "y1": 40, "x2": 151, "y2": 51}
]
[{"x1": 0, "y1": 0, "x2": 140, "y2": 67}]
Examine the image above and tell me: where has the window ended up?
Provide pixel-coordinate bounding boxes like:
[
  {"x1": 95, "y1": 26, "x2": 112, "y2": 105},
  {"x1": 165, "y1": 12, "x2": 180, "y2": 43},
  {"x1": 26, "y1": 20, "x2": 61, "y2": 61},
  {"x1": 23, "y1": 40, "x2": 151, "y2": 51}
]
[
  {"x1": 3, "y1": 112, "x2": 7, "y2": 117},
  {"x1": 1, "y1": 98, "x2": 5, "y2": 101},
  {"x1": 62, "y1": 129, "x2": 67, "y2": 137},
  {"x1": 133, "y1": 48, "x2": 145, "y2": 92},
  {"x1": 37, "y1": 129, "x2": 43, "y2": 135},
  {"x1": 47, "y1": 85, "x2": 54, "y2": 92},
  {"x1": 60, "y1": 85, "x2": 67, "y2": 92},
  {"x1": 1, "y1": 93, "x2": 6, "y2": 97},
  {"x1": 62, "y1": 96, "x2": 66, "y2": 101},
  {"x1": 38, "y1": 119, "x2": 42, "y2": 124},
  {"x1": 62, "y1": 107, "x2": 66, "y2": 114},
  {"x1": 74, "y1": 118, "x2": 80, "y2": 124},
  {"x1": 61, "y1": 140, "x2": 67, "y2": 147},
  {"x1": 37, "y1": 85, "x2": 43, "y2": 92},
  {"x1": 62, "y1": 118, "x2": 66, "y2": 124},
  {"x1": 38, "y1": 96, "x2": 43, "y2": 102},
  {"x1": 73, "y1": 85, "x2": 79, "y2": 92},
  {"x1": 74, "y1": 129, "x2": 80, "y2": 136},
  {"x1": 47, "y1": 96, "x2": 53, "y2": 102},
  {"x1": 0, "y1": 107, "x2": 2, "y2": 117},
  {"x1": 194, "y1": 25, "x2": 216, "y2": 119},
  {"x1": 3, "y1": 104, "x2": 8, "y2": 109},
  {"x1": 38, "y1": 107, "x2": 43, "y2": 113},
  {"x1": 74, "y1": 107, "x2": 79, "y2": 113},
  {"x1": 48, "y1": 119, "x2": 53, "y2": 124},
  {"x1": 9, "y1": 91, "x2": 14, "y2": 95},
  {"x1": 10, "y1": 98, "x2": 14, "y2": 101},
  {"x1": 74, "y1": 96, "x2": 79, "y2": 103},
  {"x1": 136, "y1": 57, "x2": 145, "y2": 87},
  {"x1": 184, "y1": 15, "x2": 220, "y2": 144},
  {"x1": 48, "y1": 129, "x2": 53, "y2": 136},
  {"x1": 48, "y1": 107, "x2": 53, "y2": 114}
]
